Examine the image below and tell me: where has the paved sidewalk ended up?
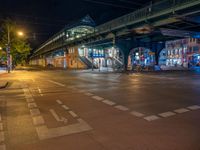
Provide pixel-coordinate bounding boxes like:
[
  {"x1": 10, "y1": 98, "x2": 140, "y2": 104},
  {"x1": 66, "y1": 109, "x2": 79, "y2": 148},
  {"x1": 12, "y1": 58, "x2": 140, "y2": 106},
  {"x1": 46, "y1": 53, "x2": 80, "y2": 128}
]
[
  {"x1": 0, "y1": 81, "x2": 8, "y2": 88},
  {"x1": 0, "y1": 67, "x2": 7, "y2": 75},
  {"x1": 0, "y1": 68, "x2": 8, "y2": 88}
]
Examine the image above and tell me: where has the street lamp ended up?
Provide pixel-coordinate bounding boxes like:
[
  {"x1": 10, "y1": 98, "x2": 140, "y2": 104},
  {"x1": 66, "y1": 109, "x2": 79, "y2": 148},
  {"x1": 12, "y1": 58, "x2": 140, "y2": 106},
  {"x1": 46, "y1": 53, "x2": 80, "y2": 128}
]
[
  {"x1": 17, "y1": 31, "x2": 24, "y2": 37},
  {"x1": 6, "y1": 28, "x2": 25, "y2": 73}
]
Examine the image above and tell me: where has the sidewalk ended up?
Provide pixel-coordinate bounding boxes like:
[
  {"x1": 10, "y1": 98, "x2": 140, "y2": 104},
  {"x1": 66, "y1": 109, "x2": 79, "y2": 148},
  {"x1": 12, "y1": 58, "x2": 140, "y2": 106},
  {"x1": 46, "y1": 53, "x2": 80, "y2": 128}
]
[
  {"x1": 0, "y1": 67, "x2": 8, "y2": 88},
  {"x1": 0, "y1": 81, "x2": 8, "y2": 88}
]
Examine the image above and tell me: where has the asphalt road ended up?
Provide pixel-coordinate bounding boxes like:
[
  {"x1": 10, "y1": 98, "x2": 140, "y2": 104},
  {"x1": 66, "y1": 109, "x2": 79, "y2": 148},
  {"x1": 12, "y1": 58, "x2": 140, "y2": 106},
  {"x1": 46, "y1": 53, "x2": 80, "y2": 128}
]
[{"x1": 0, "y1": 70, "x2": 200, "y2": 150}]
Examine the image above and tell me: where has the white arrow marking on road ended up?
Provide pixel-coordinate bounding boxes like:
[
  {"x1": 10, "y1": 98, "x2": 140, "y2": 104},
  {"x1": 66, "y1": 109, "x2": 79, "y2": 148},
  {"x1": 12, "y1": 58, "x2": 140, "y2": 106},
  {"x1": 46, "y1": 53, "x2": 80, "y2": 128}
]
[{"x1": 49, "y1": 109, "x2": 68, "y2": 123}]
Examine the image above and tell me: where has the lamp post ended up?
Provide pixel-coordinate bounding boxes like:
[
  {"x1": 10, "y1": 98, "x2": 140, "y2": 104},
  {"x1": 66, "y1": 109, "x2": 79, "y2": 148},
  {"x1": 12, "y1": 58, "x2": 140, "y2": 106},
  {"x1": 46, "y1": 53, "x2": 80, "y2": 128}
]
[
  {"x1": 6, "y1": 26, "x2": 11, "y2": 73},
  {"x1": 6, "y1": 28, "x2": 24, "y2": 73}
]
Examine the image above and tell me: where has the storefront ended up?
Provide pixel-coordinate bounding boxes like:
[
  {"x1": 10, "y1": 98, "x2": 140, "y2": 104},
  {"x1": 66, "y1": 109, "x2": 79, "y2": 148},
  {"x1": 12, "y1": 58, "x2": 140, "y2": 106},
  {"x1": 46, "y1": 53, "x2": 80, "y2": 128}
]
[
  {"x1": 128, "y1": 47, "x2": 155, "y2": 70},
  {"x1": 165, "y1": 39, "x2": 188, "y2": 68},
  {"x1": 162, "y1": 38, "x2": 200, "y2": 69},
  {"x1": 78, "y1": 47, "x2": 122, "y2": 69}
]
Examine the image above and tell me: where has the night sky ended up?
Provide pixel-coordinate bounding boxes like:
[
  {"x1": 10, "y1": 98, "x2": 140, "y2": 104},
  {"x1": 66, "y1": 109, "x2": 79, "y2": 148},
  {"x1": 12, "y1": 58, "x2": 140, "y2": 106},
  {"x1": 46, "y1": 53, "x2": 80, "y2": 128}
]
[{"x1": 0, "y1": 0, "x2": 151, "y2": 49}]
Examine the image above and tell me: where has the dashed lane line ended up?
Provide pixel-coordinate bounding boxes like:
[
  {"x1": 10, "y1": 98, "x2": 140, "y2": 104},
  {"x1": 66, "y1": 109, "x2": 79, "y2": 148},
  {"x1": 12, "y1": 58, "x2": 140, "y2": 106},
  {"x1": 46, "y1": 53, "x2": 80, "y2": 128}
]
[
  {"x1": 159, "y1": 111, "x2": 176, "y2": 118},
  {"x1": 32, "y1": 116, "x2": 45, "y2": 126},
  {"x1": 0, "y1": 132, "x2": 5, "y2": 142},
  {"x1": 28, "y1": 103, "x2": 37, "y2": 109},
  {"x1": 130, "y1": 111, "x2": 145, "y2": 117},
  {"x1": 26, "y1": 98, "x2": 34, "y2": 103},
  {"x1": 84, "y1": 92, "x2": 94, "y2": 96},
  {"x1": 47, "y1": 80, "x2": 66, "y2": 87},
  {"x1": 187, "y1": 105, "x2": 200, "y2": 110},
  {"x1": 56, "y1": 100, "x2": 63, "y2": 105},
  {"x1": 102, "y1": 100, "x2": 116, "y2": 106},
  {"x1": 92, "y1": 96, "x2": 104, "y2": 101},
  {"x1": 114, "y1": 105, "x2": 129, "y2": 111},
  {"x1": 144, "y1": 115, "x2": 160, "y2": 121},
  {"x1": 30, "y1": 109, "x2": 41, "y2": 117},
  {"x1": 38, "y1": 87, "x2": 43, "y2": 96},
  {"x1": 62, "y1": 105, "x2": 69, "y2": 110},
  {"x1": 174, "y1": 108, "x2": 190, "y2": 114},
  {"x1": 68, "y1": 111, "x2": 78, "y2": 118},
  {"x1": 78, "y1": 90, "x2": 86, "y2": 93},
  {"x1": 0, "y1": 123, "x2": 3, "y2": 131}
]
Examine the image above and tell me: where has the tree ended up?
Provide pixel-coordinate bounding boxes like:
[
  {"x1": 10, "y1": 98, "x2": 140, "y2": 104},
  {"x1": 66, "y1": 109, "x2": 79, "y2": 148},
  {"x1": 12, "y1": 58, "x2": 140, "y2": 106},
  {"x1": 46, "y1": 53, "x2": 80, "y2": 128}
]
[{"x1": 0, "y1": 19, "x2": 31, "y2": 66}]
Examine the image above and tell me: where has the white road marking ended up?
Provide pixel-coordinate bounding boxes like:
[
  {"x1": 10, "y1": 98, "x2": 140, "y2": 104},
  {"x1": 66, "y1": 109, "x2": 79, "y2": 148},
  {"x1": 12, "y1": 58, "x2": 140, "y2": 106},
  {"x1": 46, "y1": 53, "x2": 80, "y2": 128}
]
[
  {"x1": 30, "y1": 109, "x2": 41, "y2": 116},
  {"x1": 49, "y1": 109, "x2": 60, "y2": 122},
  {"x1": 33, "y1": 116, "x2": 45, "y2": 126},
  {"x1": 84, "y1": 92, "x2": 94, "y2": 96},
  {"x1": 0, "y1": 123, "x2": 3, "y2": 131},
  {"x1": 69, "y1": 111, "x2": 78, "y2": 118},
  {"x1": 26, "y1": 98, "x2": 34, "y2": 103},
  {"x1": 60, "y1": 117, "x2": 68, "y2": 124},
  {"x1": 92, "y1": 96, "x2": 104, "y2": 101},
  {"x1": 23, "y1": 89, "x2": 29, "y2": 93},
  {"x1": 56, "y1": 100, "x2": 63, "y2": 105},
  {"x1": 0, "y1": 144, "x2": 6, "y2": 150},
  {"x1": 36, "y1": 119, "x2": 92, "y2": 140},
  {"x1": 144, "y1": 115, "x2": 160, "y2": 121},
  {"x1": 38, "y1": 87, "x2": 43, "y2": 96},
  {"x1": 25, "y1": 95, "x2": 32, "y2": 99},
  {"x1": 28, "y1": 103, "x2": 37, "y2": 109},
  {"x1": 159, "y1": 111, "x2": 176, "y2": 118},
  {"x1": 102, "y1": 100, "x2": 116, "y2": 106},
  {"x1": 130, "y1": 111, "x2": 145, "y2": 117},
  {"x1": 50, "y1": 109, "x2": 68, "y2": 123},
  {"x1": 0, "y1": 132, "x2": 4, "y2": 142},
  {"x1": 187, "y1": 105, "x2": 200, "y2": 110},
  {"x1": 114, "y1": 105, "x2": 129, "y2": 111},
  {"x1": 78, "y1": 90, "x2": 86, "y2": 93},
  {"x1": 62, "y1": 105, "x2": 69, "y2": 110},
  {"x1": 48, "y1": 80, "x2": 66, "y2": 87},
  {"x1": 174, "y1": 108, "x2": 190, "y2": 114}
]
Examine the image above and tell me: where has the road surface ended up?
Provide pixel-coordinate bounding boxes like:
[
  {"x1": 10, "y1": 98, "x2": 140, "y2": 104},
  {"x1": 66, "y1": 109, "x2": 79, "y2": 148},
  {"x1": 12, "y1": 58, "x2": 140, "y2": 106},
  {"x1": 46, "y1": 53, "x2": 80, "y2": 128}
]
[{"x1": 0, "y1": 70, "x2": 200, "y2": 150}]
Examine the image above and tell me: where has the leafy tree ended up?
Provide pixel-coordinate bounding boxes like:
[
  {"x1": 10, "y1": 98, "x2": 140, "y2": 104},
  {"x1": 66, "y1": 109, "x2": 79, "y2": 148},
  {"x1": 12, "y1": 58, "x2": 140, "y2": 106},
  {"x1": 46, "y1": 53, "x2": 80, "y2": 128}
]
[{"x1": 0, "y1": 19, "x2": 31, "y2": 66}]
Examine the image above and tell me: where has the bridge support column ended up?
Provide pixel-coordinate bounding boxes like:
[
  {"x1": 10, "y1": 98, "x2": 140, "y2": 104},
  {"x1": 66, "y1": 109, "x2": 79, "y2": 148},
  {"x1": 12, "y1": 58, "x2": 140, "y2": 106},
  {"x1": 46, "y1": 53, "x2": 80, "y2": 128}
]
[
  {"x1": 116, "y1": 39, "x2": 137, "y2": 71},
  {"x1": 151, "y1": 42, "x2": 165, "y2": 65}
]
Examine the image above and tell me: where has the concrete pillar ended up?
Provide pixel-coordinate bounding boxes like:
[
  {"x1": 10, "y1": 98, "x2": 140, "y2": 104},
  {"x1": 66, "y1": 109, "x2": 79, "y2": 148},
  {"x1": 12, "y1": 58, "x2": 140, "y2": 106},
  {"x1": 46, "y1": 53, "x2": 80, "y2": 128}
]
[
  {"x1": 116, "y1": 39, "x2": 137, "y2": 71},
  {"x1": 152, "y1": 42, "x2": 165, "y2": 65}
]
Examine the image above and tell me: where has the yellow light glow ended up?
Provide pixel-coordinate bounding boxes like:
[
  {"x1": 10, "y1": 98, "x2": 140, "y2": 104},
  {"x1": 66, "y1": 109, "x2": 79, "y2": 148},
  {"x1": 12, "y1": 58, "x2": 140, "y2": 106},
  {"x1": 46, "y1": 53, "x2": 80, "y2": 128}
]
[{"x1": 17, "y1": 31, "x2": 24, "y2": 36}]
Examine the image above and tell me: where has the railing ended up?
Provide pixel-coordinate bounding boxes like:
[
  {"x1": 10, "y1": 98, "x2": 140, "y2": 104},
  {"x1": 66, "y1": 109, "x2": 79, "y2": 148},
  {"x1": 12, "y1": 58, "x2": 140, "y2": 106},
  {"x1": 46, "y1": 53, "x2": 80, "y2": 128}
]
[
  {"x1": 33, "y1": 0, "x2": 200, "y2": 57},
  {"x1": 95, "y1": 0, "x2": 200, "y2": 34}
]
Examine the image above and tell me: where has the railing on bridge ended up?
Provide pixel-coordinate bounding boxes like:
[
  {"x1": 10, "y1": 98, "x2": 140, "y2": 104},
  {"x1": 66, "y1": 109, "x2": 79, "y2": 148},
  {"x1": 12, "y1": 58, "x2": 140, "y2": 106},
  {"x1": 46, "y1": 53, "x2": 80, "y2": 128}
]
[
  {"x1": 95, "y1": 0, "x2": 200, "y2": 34},
  {"x1": 32, "y1": 0, "x2": 200, "y2": 57}
]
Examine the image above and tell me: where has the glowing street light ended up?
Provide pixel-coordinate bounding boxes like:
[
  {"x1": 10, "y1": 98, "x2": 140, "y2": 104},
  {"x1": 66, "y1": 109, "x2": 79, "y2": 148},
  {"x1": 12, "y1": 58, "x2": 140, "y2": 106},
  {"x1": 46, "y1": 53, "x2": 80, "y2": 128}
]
[
  {"x1": 17, "y1": 31, "x2": 24, "y2": 37},
  {"x1": 6, "y1": 29, "x2": 25, "y2": 73}
]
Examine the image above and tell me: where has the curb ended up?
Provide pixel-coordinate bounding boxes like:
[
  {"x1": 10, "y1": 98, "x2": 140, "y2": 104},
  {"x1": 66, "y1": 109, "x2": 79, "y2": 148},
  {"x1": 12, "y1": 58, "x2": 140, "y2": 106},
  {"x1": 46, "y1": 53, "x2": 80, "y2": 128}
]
[{"x1": 0, "y1": 82, "x2": 8, "y2": 89}]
